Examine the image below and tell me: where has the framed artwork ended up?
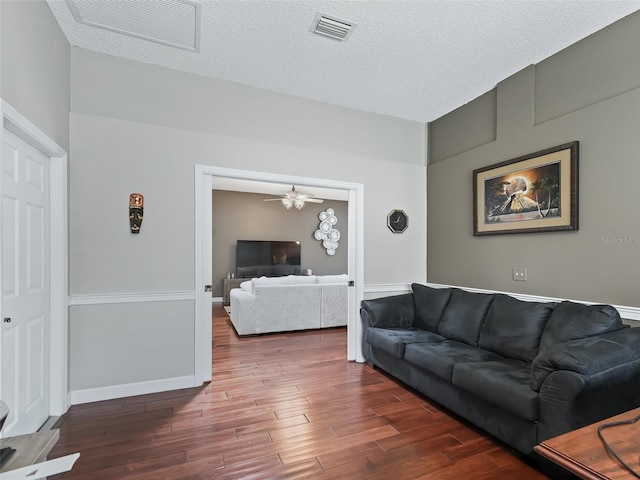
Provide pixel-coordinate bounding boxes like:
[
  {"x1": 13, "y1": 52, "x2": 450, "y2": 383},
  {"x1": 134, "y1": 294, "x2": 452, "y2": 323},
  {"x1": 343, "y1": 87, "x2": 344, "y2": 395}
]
[{"x1": 473, "y1": 141, "x2": 578, "y2": 236}]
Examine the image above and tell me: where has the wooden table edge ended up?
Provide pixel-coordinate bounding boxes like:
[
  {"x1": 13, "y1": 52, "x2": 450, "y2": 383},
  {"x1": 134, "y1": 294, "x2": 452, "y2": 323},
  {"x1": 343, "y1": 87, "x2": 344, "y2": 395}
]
[{"x1": 535, "y1": 443, "x2": 608, "y2": 480}]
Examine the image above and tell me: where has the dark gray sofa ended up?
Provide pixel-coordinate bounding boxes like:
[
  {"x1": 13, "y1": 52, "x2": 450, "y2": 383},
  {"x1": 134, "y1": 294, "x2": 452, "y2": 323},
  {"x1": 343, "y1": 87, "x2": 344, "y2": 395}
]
[{"x1": 361, "y1": 283, "x2": 640, "y2": 456}]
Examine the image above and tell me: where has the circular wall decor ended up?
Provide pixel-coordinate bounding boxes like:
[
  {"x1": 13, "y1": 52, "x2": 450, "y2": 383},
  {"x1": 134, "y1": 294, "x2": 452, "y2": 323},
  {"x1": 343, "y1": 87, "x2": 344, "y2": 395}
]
[
  {"x1": 315, "y1": 208, "x2": 340, "y2": 255},
  {"x1": 387, "y1": 209, "x2": 408, "y2": 233}
]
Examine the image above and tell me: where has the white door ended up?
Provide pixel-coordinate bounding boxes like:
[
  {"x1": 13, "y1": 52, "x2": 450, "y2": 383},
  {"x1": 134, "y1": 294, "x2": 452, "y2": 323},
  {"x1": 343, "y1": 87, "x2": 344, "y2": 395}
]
[{"x1": 1, "y1": 128, "x2": 50, "y2": 436}]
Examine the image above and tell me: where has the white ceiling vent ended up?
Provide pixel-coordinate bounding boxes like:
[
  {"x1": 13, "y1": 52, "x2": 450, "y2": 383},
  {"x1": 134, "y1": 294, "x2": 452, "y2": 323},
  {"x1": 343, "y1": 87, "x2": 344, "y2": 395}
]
[
  {"x1": 65, "y1": 0, "x2": 201, "y2": 52},
  {"x1": 310, "y1": 13, "x2": 355, "y2": 41}
]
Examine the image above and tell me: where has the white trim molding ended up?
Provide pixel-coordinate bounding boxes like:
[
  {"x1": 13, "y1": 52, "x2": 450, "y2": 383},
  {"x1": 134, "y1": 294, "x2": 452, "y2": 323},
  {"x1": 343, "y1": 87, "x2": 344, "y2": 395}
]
[
  {"x1": 69, "y1": 291, "x2": 196, "y2": 306},
  {"x1": 616, "y1": 306, "x2": 640, "y2": 323},
  {"x1": 364, "y1": 283, "x2": 412, "y2": 295},
  {"x1": 70, "y1": 375, "x2": 195, "y2": 405},
  {"x1": 426, "y1": 282, "x2": 640, "y2": 322}
]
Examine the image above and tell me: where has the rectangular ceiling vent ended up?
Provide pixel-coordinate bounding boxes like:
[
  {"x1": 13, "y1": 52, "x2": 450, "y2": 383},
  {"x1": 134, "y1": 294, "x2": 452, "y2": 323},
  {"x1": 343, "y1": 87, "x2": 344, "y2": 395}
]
[
  {"x1": 65, "y1": 0, "x2": 201, "y2": 52},
  {"x1": 311, "y1": 13, "x2": 355, "y2": 41}
]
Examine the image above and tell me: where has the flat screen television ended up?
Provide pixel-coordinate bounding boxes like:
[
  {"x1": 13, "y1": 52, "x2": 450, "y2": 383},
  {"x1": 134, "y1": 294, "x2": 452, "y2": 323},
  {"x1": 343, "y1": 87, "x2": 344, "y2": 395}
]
[{"x1": 236, "y1": 240, "x2": 301, "y2": 277}]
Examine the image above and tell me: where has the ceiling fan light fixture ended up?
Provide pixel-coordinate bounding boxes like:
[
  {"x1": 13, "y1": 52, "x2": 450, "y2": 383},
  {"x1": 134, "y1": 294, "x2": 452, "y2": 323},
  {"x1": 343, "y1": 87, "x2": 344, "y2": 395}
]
[{"x1": 264, "y1": 185, "x2": 323, "y2": 209}]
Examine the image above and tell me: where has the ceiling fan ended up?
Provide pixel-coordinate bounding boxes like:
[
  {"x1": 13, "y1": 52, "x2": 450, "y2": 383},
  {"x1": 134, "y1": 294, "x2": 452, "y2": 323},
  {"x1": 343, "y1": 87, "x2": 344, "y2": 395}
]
[{"x1": 263, "y1": 185, "x2": 324, "y2": 210}]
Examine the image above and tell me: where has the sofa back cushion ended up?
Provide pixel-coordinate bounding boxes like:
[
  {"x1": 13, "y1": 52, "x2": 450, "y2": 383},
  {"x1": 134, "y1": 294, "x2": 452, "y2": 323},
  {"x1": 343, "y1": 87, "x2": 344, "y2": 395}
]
[
  {"x1": 437, "y1": 289, "x2": 494, "y2": 346},
  {"x1": 250, "y1": 275, "x2": 318, "y2": 294},
  {"x1": 478, "y1": 294, "x2": 554, "y2": 362},
  {"x1": 317, "y1": 274, "x2": 348, "y2": 284},
  {"x1": 538, "y1": 301, "x2": 623, "y2": 352},
  {"x1": 252, "y1": 275, "x2": 317, "y2": 287},
  {"x1": 411, "y1": 284, "x2": 451, "y2": 332}
]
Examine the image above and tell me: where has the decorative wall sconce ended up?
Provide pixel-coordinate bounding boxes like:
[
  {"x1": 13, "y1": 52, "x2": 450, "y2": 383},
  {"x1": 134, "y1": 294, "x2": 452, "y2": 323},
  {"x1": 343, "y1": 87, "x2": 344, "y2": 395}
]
[
  {"x1": 314, "y1": 208, "x2": 340, "y2": 255},
  {"x1": 129, "y1": 193, "x2": 144, "y2": 234}
]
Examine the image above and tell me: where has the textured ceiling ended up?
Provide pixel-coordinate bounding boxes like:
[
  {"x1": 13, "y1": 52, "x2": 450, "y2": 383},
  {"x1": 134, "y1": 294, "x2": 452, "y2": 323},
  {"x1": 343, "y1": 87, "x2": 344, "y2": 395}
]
[{"x1": 47, "y1": 0, "x2": 640, "y2": 123}]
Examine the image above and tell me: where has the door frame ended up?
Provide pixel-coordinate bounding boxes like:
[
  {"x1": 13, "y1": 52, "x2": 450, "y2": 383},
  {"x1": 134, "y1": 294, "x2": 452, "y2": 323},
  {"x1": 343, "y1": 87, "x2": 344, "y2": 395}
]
[
  {"x1": 0, "y1": 100, "x2": 69, "y2": 417},
  {"x1": 194, "y1": 165, "x2": 365, "y2": 384}
]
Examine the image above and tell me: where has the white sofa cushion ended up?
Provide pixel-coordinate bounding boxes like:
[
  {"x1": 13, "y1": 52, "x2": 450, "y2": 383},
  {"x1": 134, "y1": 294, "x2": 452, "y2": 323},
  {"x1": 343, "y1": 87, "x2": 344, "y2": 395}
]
[
  {"x1": 249, "y1": 275, "x2": 317, "y2": 294},
  {"x1": 252, "y1": 274, "x2": 316, "y2": 286},
  {"x1": 317, "y1": 274, "x2": 348, "y2": 284}
]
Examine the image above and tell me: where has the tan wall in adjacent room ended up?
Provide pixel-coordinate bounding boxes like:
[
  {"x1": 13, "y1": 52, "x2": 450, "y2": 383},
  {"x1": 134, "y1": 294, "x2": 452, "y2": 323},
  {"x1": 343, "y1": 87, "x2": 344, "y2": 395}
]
[{"x1": 212, "y1": 190, "x2": 348, "y2": 296}]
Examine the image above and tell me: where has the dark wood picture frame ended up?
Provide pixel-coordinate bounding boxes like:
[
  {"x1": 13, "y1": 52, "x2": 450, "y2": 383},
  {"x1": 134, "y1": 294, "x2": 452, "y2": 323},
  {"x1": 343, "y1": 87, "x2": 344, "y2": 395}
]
[{"x1": 473, "y1": 141, "x2": 578, "y2": 236}]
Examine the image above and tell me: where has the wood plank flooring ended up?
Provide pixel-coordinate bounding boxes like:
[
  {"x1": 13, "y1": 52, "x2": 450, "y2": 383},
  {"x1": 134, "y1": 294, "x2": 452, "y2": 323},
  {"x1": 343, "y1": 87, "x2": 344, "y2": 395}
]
[{"x1": 49, "y1": 305, "x2": 548, "y2": 479}]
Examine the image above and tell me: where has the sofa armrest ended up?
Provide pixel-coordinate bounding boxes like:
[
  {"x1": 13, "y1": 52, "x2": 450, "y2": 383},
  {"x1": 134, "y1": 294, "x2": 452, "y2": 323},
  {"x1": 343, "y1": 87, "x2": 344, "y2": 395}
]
[
  {"x1": 360, "y1": 293, "x2": 415, "y2": 329},
  {"x1": 531, "y1": 327, "x2": 640, "y2": 391},
  {"x1": 535, "y1": 327, "x2": 640, "y2": 443},
  {"x1": 229, "y1": 289, "x2": 258, "y2": 335},
  {"x1": 537, "y1": 353, "x2": 640, "y2": 443}
]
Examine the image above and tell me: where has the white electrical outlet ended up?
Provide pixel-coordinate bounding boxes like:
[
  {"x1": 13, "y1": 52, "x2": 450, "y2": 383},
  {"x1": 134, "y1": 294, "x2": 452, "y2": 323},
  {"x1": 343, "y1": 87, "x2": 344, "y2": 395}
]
[{"x1": 513, "y1": 267, "x2": 528, "y2": 281}]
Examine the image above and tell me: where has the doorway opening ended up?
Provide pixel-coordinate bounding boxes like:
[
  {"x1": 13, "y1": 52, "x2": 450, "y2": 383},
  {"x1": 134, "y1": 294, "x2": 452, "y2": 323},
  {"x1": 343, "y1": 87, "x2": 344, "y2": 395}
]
[{"x1": 194, "y1": 166, "x2": 365, "y2": 385}]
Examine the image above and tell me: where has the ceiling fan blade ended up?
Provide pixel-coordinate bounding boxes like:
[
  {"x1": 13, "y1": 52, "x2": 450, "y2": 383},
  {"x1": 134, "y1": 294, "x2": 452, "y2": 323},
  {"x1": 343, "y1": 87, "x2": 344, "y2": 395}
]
[
  {"x1": 305, "y1": 198, "x2": 324, "y2": 203},
  {"x1": 263, "y1": 198, "x2": 284, "y2": 202}
]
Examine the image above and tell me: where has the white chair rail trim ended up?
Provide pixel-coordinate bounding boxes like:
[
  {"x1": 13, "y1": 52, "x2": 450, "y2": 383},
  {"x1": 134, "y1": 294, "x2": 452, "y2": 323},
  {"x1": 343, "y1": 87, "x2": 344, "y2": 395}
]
[
  {"x1": 364, "y1": 283, "x2": 412, "y2": 294},
  {"x1": 67, "y1": 285, "x2": 640, "y2": 322},
  {"x1": 69, "y1": 291, "x2": 196, "y2": 306}
]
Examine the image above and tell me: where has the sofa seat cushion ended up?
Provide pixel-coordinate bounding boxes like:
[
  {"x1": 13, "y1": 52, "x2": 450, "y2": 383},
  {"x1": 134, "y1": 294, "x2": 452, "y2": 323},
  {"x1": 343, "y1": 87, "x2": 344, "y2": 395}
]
[
  {"x1": 365, "y1": 328, "x2": 445, "y2": 358},
  {"x1": 404, "y1": 340, "x2": 503, "y2": 382},
  {"x1": 437, "y1": 289, "x2": 494, "y2": 346},
  {"x1": 453, "y1": 360, "x2": 539, "y2": 421}
]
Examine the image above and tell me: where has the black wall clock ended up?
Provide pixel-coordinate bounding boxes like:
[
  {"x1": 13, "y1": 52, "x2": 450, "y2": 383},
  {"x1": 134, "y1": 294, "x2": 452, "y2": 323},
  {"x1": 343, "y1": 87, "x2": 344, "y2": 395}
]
[{"x1": 387, "y1": 209, "x2": 408, "y2": 233}]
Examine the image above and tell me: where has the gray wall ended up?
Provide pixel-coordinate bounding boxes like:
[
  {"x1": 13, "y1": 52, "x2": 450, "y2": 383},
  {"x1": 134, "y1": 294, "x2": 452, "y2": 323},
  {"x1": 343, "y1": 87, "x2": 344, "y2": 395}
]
[
  {"x1": 68, "y1": 48, "x2": 427, "y2": 392},
  {"x1": 428, "y1": 11, "x2": 640, "y2": 307},
  {"x1": 0, "y1": 1, "x2": 70, "y2": 152},
  {"x1": 69, "y1": 302, "x2": 194, "y2": 390},
  {"x1": 212, "y1": 190, "x2": 348, "y2": 297}
]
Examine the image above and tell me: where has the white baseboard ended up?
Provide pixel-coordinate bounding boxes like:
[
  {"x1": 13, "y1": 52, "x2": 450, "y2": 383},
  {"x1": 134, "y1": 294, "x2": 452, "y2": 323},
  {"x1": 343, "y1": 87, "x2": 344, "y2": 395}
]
[{"x1": 70, "y1": 375, "x2": 196, "y2": 405}]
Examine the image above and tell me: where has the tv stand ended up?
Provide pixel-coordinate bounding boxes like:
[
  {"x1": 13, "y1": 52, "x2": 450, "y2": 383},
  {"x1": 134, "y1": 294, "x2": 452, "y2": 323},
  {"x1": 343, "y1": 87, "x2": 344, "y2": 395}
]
[{"x1": 223, "y1": 277, "x2": 246, "y2": 305}]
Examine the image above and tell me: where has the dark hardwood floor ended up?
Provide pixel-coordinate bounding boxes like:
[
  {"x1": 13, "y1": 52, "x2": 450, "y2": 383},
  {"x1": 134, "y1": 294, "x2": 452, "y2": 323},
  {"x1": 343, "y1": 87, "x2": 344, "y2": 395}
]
[{"x1": 49, "y1": 304, "x2": 548, "y2": 479}]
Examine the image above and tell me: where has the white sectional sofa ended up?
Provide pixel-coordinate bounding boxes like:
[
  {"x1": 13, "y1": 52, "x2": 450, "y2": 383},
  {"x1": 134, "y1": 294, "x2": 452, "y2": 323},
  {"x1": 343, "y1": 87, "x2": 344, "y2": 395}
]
[{"x1": 229, "y1": 274, "x2": 348, "y2": 336}]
